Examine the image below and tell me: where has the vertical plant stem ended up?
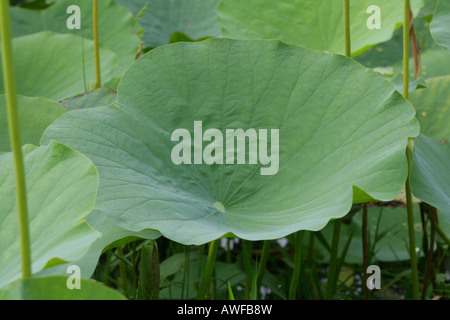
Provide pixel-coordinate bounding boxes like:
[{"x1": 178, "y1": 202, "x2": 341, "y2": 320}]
[
  {"x1": 80, "y1": 36, "x2": 88, "y2": 93},
  {"x1": 405, "y1": 78, "x2": 420, "y2": 301},
  {"x1": 420, "y1": 205, "x2": 429, "y2": 261},
  {"x1": 181, "y1": 245, "x2": 190, "y2": 299},
  {"x1": 324, "y1": 0, "x2": 351, "y2": 301},
  {"x1": 250, "y1": 260, "x2": 258, "y2": 300},
  {"x1": 132, "y1": 242, "x2": 139, "y2": 290},
  {"x1": 421, "y1": 205, "x2": 437, "y2": 299},
  {"x1": 241, "y1": 240, "x2": 253, "y2": 300},
  {"x1": 306, "y1": 232, "x2": 319, "y2": 299},
  {"x1": 93, "y1": 0, "x2": 101, "y2": 88},
  {"x1": 289, "y1": 231, "x2": 304, "y2": 300},
  {"x1": 403, "y1": 0, "x2": 411, "y2": 101},
  {"x1": 117, "y1": 246, "x2": 128, "y2": 296},
  {"x1": 403, "y1": 0, "x2": 420, "y2": 300},
  {"x1": 326, "y1": 220, "x2": 341, "y2": 300},
  {"x1": 362, "y1": 204, "x2": 370, "y2": 300},
  {"x1": 409, "y1": 9, "x2": 420, "y2": 80},
  {"x1": 256, "y1": 240, "x2": 270, "y2": 288},
  {"x1": 196, "y1": 240, "x2": 219, "y2": 300},
  {"x1": 0, "y1": 0, "x2": 32, "y2": 280},
  {"x1": 343, "y1": 0, "x2": 351, "y2": 57}
]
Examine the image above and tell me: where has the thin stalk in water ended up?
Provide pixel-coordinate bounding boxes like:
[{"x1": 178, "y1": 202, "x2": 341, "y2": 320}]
[
  {"x1": 403, "y1": 0, "x2": 420, "y2": 300},
  {"x1": 93, "y1": 0, "x2": 101, "y2": 88},
  {"x1": 0, "y1": 0, "x2": 32, "y2": 280}
]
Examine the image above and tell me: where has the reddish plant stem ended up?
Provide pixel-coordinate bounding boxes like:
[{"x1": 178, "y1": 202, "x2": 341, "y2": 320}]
[{"x1": 409, "y1": 9, "x2": 421, "y2": 80}]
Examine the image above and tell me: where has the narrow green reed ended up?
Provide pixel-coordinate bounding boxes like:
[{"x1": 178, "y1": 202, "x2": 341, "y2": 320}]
[
  {"x1": 0, "y1": 1, "x2": 32, "y2": 279},
  {"x1": 196, "y1": 240, "x2": 219, "y2": 300},
  {"x1": 256, "y1": 240, "x2": 270, "y2": 288},
  {"x1": 93, "y1": 0, "x2": 101, "y2": 88},
  {"x1": 403, "y1": 0, "x2": 420, "y2": 300}
]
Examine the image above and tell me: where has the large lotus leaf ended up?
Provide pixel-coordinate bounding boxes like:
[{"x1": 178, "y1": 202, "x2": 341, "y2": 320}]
[
  {"x1": 0, "y1": 142, "x2": 100, "y2": 289},
  {"x1": 114, "y1": 0, "x2": 221, "y2": 48},
  {"x1": 0, "y1": 31, "x2": 117, "y2": 101},
  {"x1": 0, "y1": 95, "x2": 66, "y2": 152},
  {"x1": 410, "y1": 134, "x2": 450, "y2": 222},
  {"x1": 217, "y1": 0, "x2": 423, "y2": 56},
  {"x1": 37, "y1": 210, "x2": 161, "y2": 279},
  {"x1": 10, "y1": 0, "x2": 139, "y2": 77},
  {"x1": 409, "y1": 76, "x2": 450, "y2": 141},
  {"x1": 0, "y1": 276, "x2": 126, "y2": 300},
  {"x1": 430, "y1": 0, "x2": 450, "y2": 51},
  {"x1": 42, "y1": 39, "x2": 419, "y2": 245}
]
